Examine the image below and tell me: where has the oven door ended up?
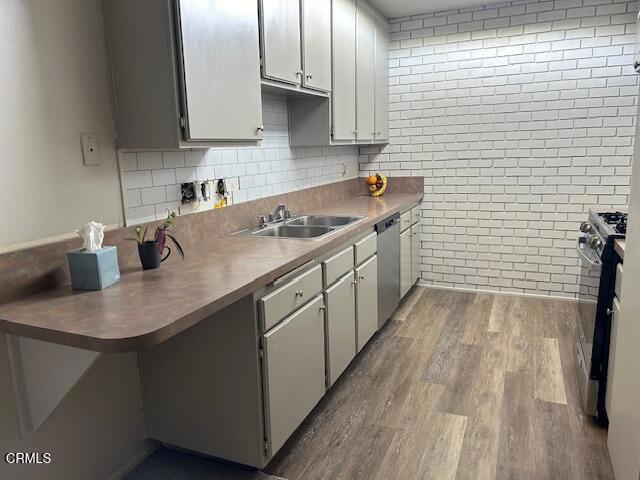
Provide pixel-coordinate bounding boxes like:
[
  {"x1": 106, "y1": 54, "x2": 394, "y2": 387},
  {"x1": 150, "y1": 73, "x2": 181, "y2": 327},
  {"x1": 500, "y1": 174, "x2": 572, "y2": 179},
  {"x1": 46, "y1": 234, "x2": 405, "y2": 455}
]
[{"x1": 576, "y1": 234, "x2": 602, "y2": 367}]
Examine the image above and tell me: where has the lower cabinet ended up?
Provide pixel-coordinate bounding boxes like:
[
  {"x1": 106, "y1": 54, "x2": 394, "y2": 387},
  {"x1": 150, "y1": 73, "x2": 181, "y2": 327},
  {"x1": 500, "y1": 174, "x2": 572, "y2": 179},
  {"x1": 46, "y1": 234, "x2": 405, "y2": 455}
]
[
  {"x1": 400, "y1": 228, "x2": 411, "y2": 298},
  {"x1": 356, "y1": 254, "x2": 378, "y2": 352},
  {"x1": 606, "y1": 296, "x2": 621, "y2": 415},
  {"x1": 324, "y1": 272, "x2": 357, "y2": 386},
  {"x1": 262, "y1": 294, "x2": 326, "y2": 456},
  {"x1": 411, "y1": 224, "x2": 421, "y2": 284}
]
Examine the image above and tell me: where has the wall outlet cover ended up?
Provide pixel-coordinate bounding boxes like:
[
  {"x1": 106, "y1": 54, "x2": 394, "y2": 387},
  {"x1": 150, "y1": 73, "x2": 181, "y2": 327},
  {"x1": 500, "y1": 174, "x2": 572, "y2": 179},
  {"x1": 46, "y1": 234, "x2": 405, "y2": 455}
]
[{"x1": 80, "y1": 133, "x2": 99, "y2": 166}]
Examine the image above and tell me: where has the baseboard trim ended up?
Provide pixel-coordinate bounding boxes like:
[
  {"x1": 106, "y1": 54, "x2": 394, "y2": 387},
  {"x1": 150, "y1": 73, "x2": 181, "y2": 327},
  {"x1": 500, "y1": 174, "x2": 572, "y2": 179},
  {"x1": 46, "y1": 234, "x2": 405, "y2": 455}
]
[
  {"x1": 106, "y1": 444, "x2": 158, "y2": 480},
  {"x1": 416, "y1": 280, "x2": 578, "y2": 303}
]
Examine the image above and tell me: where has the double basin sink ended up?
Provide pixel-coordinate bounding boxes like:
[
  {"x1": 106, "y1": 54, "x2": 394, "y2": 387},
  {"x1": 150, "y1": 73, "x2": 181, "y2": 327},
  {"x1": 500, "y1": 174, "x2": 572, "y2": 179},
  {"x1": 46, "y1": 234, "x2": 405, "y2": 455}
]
[{"x1": 235, "y1": 215, "x2": 365, "y2": 240}]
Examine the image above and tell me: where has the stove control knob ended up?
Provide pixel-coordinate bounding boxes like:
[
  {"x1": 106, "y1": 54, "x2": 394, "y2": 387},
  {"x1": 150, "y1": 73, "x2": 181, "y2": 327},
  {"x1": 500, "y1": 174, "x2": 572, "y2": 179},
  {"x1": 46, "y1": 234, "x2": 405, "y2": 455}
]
[
  {"x1": 580, "y1": 222, "x2": 592, "y2": 233},
  {"x1": 588, "y1": 236, "x2": 602, "y2": 249}
]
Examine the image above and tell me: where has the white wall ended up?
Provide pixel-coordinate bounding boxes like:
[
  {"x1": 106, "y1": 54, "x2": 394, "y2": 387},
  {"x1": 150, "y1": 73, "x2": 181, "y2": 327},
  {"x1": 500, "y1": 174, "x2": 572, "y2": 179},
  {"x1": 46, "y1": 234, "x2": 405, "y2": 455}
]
[
  {"x1": 0, "y1": 344, "x2": 152, "y2": 480},
  {"x1": 0, "y1": 0, "x2": 124, "y2": 248},
  {"x1": 360, "y1": 0, "x2": 638, "y2": 297},
  {"x1": 119, "y1": 94, "x2": 359, "y2": 225},
  {"x1": 606, "y1": 83, "x2": 640, "y2": 480}
]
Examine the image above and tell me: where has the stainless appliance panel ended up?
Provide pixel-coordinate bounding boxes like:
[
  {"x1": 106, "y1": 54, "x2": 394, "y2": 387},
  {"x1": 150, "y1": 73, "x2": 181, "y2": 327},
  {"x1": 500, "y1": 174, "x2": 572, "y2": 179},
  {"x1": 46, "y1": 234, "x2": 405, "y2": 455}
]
[
  {"x1": 576, "y1": 234, "x2": 602, "y2": 366},
  {"x1": 376, "y1": 214, "x2": 400, "y2": 328}
]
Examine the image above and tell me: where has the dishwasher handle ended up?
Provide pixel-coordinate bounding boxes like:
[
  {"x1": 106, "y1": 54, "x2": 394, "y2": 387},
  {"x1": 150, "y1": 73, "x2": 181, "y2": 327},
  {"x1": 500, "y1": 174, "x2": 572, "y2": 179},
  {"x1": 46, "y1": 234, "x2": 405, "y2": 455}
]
[{"x1": 375, "y1": 213, "x2": 400, "y2": 234}]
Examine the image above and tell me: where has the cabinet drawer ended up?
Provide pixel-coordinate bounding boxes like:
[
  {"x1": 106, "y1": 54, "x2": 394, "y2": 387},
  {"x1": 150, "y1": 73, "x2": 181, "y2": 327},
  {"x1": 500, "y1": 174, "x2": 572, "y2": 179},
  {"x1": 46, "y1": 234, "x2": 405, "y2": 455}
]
[
  {"x1": 323, "y1": 246, "x2": 354, "y2": 287},
  {"x1": 615, "y1": 263, "x2": 623, "y2": 299},
  {"x1": 400, "y1": 211, "x2": 411, "y2": 232},
  {"x1": 260, "y1": 265, "x2": 323, "y2": 331},
  {"x1": 262, "y1": 295, "x2": 325, "y2": 457},
  {"x1": 353, "y1": 232, "x2": 377, "y2": 265},
  {"x1": 411, "y1": 205, "x2": 420, "y2": 225}
]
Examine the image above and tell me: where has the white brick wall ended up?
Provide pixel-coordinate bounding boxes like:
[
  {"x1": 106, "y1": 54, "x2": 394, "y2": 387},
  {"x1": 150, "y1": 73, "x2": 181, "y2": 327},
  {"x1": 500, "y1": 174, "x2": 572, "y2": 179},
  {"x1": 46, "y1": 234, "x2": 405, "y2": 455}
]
[
  {"x1": 360, "y1": 0, "x2": 638, "y2": 297},
  {"x1": 119, "y1": 94, "x2": 359, "y2": 224}
]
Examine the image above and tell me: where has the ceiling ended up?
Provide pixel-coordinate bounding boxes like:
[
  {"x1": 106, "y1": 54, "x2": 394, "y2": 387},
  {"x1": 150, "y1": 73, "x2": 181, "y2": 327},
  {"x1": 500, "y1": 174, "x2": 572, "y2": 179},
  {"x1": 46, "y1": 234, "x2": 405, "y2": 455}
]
[{"x1": 369, "y1": 0, "x2": 494, "y2": 18}]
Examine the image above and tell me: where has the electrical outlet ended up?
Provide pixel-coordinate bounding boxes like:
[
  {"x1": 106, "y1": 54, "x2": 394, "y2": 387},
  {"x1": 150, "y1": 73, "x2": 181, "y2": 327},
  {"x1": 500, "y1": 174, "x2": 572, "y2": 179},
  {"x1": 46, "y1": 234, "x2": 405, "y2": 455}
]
[{"x1": 80, "y1": 133, "x2": 99, "y2": 166}]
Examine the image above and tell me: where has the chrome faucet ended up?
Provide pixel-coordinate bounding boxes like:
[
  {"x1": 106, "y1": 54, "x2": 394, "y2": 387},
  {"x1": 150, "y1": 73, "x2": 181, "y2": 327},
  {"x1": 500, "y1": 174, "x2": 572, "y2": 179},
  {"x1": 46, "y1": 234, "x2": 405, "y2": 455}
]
[{"x1": 269, "y1": 204, "x2": 291, "y2": 222}]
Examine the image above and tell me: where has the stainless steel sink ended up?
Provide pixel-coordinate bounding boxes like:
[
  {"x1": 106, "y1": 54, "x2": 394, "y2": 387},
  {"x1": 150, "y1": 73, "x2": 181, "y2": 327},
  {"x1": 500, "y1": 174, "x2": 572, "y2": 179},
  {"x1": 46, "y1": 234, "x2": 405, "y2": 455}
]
[
  {"x1": 252, "y1": 225, "x2": 334, "y2": 238},
  {"x1": 286, "y1": 215, "x2": 363, "y2": 227},
  {"x1": 233, "y1": 213, "x2": 365, "y2": 240}
]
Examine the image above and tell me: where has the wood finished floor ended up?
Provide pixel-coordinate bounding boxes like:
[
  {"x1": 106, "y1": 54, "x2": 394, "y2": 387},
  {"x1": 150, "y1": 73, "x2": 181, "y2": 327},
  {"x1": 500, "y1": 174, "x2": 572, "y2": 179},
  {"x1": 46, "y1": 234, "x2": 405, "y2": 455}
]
[{"x1": 264, "y1": 287, "x2": 614, "y2": 480}]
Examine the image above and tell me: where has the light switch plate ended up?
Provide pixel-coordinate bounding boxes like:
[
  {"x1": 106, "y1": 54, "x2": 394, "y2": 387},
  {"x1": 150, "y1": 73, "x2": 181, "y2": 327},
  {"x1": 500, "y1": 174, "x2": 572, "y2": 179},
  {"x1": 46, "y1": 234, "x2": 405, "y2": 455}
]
[{"x1": 80, "y1": 133, "x2": 99, "y2": 166}]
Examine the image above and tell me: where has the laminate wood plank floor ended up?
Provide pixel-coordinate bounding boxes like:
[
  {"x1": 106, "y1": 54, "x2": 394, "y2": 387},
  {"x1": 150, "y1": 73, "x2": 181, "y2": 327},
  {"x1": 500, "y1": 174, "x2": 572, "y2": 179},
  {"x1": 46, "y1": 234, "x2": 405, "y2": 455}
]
[{"x1": 264, "y1": 287, "x2": 614, "y2": 480}]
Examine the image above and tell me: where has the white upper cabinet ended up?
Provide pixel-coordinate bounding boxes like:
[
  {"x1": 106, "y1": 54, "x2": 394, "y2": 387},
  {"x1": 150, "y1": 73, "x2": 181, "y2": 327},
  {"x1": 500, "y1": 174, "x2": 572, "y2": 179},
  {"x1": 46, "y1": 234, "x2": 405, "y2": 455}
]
[
  {"x1": 178, "y1": 0, "x2": 263, "y2": 141},
  {"x1": 260, "y1": 0, "x2": 303, "y2": 85},
  {"x1": 332, "y1": 0, "x2": 357, "y2": 141},
  {"x1": 103, "y1": 0, "x2": 263, "y2": 149},
  {"x1": 302, "y1": 0, "x2": 332, "y2": 92},
  {"x1": 374, "y1": 12, "x2": 389, "y2": 142},
  {"x1": 356, "y1": 0, "x2": 376, "y2": 142}
]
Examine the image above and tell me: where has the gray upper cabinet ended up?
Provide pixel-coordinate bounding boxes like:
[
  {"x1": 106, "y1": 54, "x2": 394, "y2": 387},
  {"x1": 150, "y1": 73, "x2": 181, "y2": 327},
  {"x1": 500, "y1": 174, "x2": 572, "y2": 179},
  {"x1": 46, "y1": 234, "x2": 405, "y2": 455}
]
[
  {"x1": 332, "y1": 0, "x2": 357, "y2": 141},
  {"x1": 355, "y1": 0, "x2": 376, "y2": 142},
  {"x1": 178, "y1": 0, "x2": 263, "y2": 141},
  {"x1": 302, "y1": 0, "x2": 332, "y2": 92},
  {"x1": 374, "y1": 11, "x2": 389, "y2": 142},
  {"x1": 260, "y1": 0, "x2": 302, "y2": 85},
  {"x1": 103, "y1": 0, "x2": 263, "y2": 149}
]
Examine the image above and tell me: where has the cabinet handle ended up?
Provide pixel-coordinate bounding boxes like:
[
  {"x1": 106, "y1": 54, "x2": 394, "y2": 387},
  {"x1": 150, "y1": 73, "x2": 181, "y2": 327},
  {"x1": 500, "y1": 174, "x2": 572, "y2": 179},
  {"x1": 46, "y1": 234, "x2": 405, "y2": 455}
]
[
  {"x1": 295, "y1": 290, "x2": 304, "y2": 298},
  {"x1": 352, "y1": 279, "x2": 358, "y2": 286},
  {"x1": 306, "y1": 73, "x2": 313, "y2": 80},
  {"x1": 359, "y1": 275, "x2": 365, "y2": 281},
  {"x1": 607, "y1": 308, "x2": 613, "y2": 316},
  {"x1": 256, "y1": 125, "x2": 264, "y2": 132},
  {"x1": 319, "y1": 305, "x2": 326, "y2": 312},
  {"x1": 296, "y1": 70, "x2": 303, "y2": 77}
]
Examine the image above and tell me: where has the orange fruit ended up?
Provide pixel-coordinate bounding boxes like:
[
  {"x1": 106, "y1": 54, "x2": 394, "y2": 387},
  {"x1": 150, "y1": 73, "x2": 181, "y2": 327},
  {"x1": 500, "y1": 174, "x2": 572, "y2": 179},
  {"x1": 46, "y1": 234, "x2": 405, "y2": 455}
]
[{"x1": 366, "y1": 175, "x2": 378, "y2": 185}]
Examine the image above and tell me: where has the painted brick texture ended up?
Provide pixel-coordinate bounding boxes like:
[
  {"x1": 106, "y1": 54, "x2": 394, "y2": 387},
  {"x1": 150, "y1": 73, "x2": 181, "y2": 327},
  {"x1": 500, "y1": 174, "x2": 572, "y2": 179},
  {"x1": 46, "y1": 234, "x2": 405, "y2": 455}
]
[{"x1": 360, "y1": 0, "x2": 638, "y2": 297}]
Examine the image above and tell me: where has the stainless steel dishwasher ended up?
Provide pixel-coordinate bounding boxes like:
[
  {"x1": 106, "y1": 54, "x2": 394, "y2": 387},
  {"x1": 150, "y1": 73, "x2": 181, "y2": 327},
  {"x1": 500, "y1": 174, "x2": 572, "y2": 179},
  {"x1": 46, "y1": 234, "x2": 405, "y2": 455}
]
[{"x1": 375, "y1": 213, "x2": 401, "y2": 328}]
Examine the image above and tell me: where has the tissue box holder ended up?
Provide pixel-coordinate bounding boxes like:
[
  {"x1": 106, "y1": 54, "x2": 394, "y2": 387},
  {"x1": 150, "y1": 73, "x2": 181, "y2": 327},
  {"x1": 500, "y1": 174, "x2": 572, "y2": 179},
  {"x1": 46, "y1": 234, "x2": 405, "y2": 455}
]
[{"x1": 67, "y1": 246, "x2": 120, "y2": 290}]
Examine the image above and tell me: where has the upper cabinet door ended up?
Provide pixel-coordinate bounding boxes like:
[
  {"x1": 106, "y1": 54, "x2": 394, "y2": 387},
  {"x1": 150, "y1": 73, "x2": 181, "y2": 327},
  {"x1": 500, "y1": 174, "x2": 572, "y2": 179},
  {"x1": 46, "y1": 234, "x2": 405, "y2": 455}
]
[
  {"x1": 302, "y1": 0, "x2": 332, "y2": 92},
  {"x1": 356, "y1": 0, "x2": 376, "y2": 142},
  {"x1": 177, "y1": 0, "x2": 263, "y2": 142},
  {"x1": 374, "y1": 13, "x2": 389, "y2": 142},
  {"x1": 260, "y1": 0, "x2": 302, "y2": 85},
  {"x1": 332, "y1": 0, "x2": 356, "y2": 141}
]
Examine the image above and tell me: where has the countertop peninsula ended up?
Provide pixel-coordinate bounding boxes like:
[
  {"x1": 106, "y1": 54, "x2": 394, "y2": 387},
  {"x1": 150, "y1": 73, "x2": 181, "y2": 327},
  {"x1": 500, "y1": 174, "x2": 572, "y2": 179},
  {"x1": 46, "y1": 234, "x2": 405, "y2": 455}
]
[{"x1": 0, "y1": 193, "x2": 422, "y2": 352}]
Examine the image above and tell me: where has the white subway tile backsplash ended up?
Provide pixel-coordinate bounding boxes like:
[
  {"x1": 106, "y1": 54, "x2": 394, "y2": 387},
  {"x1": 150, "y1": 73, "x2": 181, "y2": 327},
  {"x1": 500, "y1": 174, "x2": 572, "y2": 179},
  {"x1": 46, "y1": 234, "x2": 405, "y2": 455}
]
[
  {"x1": 151, "y1": 169, "x2": 176, "y2": 186},
  {"x1": 122, "y1": 170, "x2": 152, "y2": 189},
  {"x1": 361, "y1": 0, "x2": 638, "y2": 298},
  {"x1": 137, "y1": 152, "x2": 163, "y2": 170},
  {"x1": 119, "y1": 94, "x2": 358, "y2": 225}
]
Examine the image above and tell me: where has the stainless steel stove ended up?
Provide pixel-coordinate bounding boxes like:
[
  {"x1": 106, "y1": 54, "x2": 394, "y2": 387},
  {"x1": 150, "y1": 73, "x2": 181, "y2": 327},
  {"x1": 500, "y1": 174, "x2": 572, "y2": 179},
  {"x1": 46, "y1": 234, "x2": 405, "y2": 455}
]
[{"x1": 576, "y1": 209, "x2": 626, "y2": 423}]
